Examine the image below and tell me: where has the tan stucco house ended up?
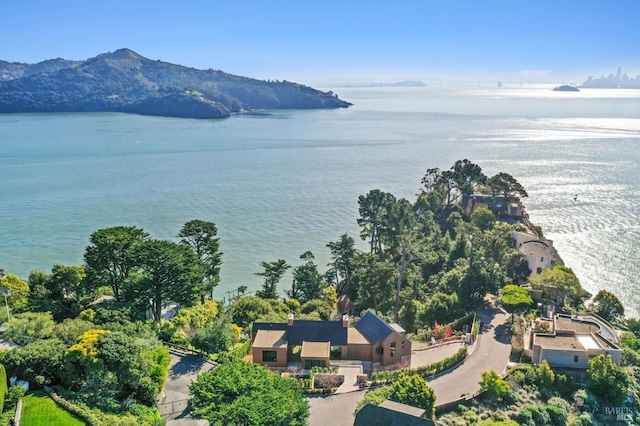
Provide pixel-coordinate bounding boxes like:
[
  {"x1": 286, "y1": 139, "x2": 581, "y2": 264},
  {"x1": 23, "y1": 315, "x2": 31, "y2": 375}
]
[
  {"x1": 251, "y1": 311, "x2": 411, "y2": 369},
  {"x1": 530, "y1": 314, "x2": 622, "y2": 368}
]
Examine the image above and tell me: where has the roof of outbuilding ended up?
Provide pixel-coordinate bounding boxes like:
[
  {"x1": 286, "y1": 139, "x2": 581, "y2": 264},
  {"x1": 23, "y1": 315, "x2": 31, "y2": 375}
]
[
  {"x1": 354, "y1": 403, "x2": 438, "y2": 426},
  {"x1": 354, "y1": 311, "x2": 395, "y2": 344}
]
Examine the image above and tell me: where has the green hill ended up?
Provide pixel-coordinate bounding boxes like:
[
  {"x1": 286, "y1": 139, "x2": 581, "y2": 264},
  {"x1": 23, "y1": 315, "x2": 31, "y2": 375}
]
[{"x1": 0, "y1": 48, "x2": 351, "y2": 119}]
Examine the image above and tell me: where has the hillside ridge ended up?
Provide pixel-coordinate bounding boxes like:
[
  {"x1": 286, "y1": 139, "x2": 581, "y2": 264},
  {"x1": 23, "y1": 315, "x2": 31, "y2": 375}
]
[{"x1": 0, "y1": 48, "x2": 351, "y2": 119}]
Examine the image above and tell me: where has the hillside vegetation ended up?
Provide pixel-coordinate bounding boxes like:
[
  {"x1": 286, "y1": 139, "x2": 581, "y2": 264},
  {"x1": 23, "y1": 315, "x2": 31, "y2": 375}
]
[{"x1": 0, "y1": 48, "x2": 351, "y2": 119}]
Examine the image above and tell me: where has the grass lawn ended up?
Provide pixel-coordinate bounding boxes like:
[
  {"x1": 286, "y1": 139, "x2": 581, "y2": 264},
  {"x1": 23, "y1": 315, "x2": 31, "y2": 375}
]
[{"x1": 20, "y1": 392, "x2": 85, "y2": 426}]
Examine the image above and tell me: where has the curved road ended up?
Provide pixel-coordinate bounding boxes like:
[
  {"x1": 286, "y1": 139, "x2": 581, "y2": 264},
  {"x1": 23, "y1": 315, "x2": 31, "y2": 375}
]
[{"x1": 427, "y1": 300, "x2": 511, "y2": 407}]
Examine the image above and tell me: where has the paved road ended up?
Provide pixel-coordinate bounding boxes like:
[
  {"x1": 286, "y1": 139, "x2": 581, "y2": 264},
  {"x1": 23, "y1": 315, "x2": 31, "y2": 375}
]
[
  {"x1": 427, "y1": 301, "x2": 511, "y2": 407},
  {"x1": 162, "y1": 352, "x2": 214, "y2": 426},
  {"x1": 307, "y1": 390, "x2": 367, "y2": 426}
]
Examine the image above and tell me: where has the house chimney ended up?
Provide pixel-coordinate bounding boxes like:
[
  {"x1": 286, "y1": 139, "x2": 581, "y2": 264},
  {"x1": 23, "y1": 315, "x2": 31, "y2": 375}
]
[
  {"x1": 342, "y1": 314, "x2": 349, "y2": 328},
  {"x1": 287, "y1": 313, "x2": 294, "y2": 326}
]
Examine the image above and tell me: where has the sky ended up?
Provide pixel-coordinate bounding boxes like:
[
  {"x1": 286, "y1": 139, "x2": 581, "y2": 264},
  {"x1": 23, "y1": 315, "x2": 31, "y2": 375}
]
[{"x1": 2, "y1": 0, "x2": 639, "y2": 85}]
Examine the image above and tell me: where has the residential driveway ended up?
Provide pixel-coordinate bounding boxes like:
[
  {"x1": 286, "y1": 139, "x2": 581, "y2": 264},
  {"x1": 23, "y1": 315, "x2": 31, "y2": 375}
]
[
  {"x1": 427, "y1": 299, "x2": 511, "y2": 408},
  {"x1": 411, "y1": 341, "x2": 465, "y2": 369},
  {"x1": 307, "y1": 390, "x2": 368, "y2": 426},
  {"x1": 307, "y1": 339, "x2": 466, "y2": 425},
  {"x1": 161, "y1": 351, "x2": 214, "y2": 426}
]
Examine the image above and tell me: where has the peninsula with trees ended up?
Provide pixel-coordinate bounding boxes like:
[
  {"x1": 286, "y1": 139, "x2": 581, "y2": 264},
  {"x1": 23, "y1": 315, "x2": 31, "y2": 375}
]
[
  {"x1": 0, "y1": 159, "x2": 638, "y2": 425},
  {"x1": 0, "y1": 48, "x2": 351, "y2": 119}
]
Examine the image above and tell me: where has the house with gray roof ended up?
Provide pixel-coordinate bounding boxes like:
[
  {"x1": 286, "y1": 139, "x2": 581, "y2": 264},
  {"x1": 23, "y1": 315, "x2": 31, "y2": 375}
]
[
  {"x1": 251, "y1": 311, "x2": 411, "y2": 369},
  {"x1": 354, "y1": 401, "x2": 440, "y2": 426}
]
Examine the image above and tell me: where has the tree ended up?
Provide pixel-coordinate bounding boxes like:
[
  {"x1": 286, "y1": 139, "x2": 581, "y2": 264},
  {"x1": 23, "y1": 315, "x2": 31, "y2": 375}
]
[
  {"x1": 501, "y1": 285, "x2": 534, "y2": 315},
  {"x1": 0, "y1": 273, "x2": 30, "y2": 313},
  {"x1": 0, "y1": 338, "x2": 67, "y2": 386},
  {"x1": 43, "y1": 265, "x2": 88, "y2": 319},
  {"x1": 129, "y1": 239, "x2": 203, "y2": 322},
  {"x1": 458, "y1": 261, "x2": 496, "y2": 308},
  {"x1": 419, "y1": 292, "x2": 460, "y2": 328},
  {"x1": 357, "y1": 189, "x2": 396, "y2": 254},
  {"x1": 300, "y1": 299, "x2": 332, "y2": 320},
  {"x1": 536, "y1": 360, "x2": 555, "y2": 392},
  {"x1": 388, "y1": 373, "x2": 436, "y2": 417},
  {"x1": 352, "y1": 253, "x2": 395, "y2": 314},
  {"x1": 190, "y1": 360, "x2": 309, "y2": 426},
  {"x1": 190, "y1": 311, "x2": 235, "y2": 354},
  {"x1": 230, "y1": 296, "x2": 279, "y2": 329},
  {"x1": 589, "y1": 289, "x2": 624, "y2": 322},
  {"x1": 255, "y1": 259, "x2": 290, "y2": 300},
  {"x1": 451, "y1": 159, "x2": 487, "y2": 199},
  {"x1": 3, "y1": 312, "x2": 55, "y2": 346},
  {"x1": 326, "y1": 233, "x2": 357, "y2": 291},
  {"x1": 66, "y1": 329, "x2": 170, "y2": 406},
  {"x1": 528, "y1": 265, "x2": 586, "y2": 308},
  {"x1": 178, "y1": 219, "x2": 223, "y2": 301},
  {"x1": 471, "y1": 207, "x2": 496, "y2": 231},
  {"x1": 587, "y1": 354, "x2": 629, "y2": 404},
  {"x1": 289, "y1": 252, "x2": 325, "y2": 304},
  {"x1": 504, "y1": 250, "x2": 531, "y2": 283},
  {"x1": 53, "y1": 317, "x2": 96, "y2": 346},
  {"x1": 84, "y1": 226, "x2": 149, "y2": 300},
  {"x1": 479, "y1": 370, "x2": 513, "y2": 403},
  {"x1": 486, "y1": 172, "x2": 528, "y2": 197}
]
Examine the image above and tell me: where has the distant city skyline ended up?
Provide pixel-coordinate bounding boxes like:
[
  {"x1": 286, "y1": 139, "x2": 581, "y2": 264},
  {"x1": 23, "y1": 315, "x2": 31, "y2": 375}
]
[{"x1": 2, "y1": 1, "x2": 639, "y2": 85}]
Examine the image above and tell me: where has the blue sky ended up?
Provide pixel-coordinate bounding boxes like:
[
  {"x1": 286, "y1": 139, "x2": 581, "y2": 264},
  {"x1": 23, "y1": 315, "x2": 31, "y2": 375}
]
[{"x1": 2, "y1": 1, "x2": 639, "y2": 84}]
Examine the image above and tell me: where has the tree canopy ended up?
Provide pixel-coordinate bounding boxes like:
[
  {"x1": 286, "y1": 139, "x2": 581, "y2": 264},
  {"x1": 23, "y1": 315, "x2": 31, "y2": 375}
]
[
  {"x1": 589, "y1": 289, "x2": 624, "y2": 322},
  {"x1": 190, "y1": 361, "x2": 309, "y2": 426},
  {"x1": 501, "y1": 284, "x2": 534, "y2": 314}
]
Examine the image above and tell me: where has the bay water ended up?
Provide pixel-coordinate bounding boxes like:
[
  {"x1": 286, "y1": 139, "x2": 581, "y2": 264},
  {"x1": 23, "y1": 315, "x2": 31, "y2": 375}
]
[{"x1": 1, "y1": 85, "x2": 639, "y2": 315}]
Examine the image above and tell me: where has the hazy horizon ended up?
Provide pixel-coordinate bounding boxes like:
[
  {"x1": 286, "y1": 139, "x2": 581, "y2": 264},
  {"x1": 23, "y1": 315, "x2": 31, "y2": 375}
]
[{"x1": 2, "y1": 1, "x2": 638, "y2": 86}]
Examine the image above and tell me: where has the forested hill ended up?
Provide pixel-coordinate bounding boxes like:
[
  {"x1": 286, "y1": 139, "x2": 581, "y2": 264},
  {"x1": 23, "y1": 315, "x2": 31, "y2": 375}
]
[{"x1": 0, "y1": 48, "x2": 352, "y2": 119}]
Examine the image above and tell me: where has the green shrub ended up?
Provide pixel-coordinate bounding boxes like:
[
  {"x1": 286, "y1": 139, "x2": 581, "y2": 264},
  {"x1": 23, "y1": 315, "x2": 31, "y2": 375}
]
[
  {"x1": 0, "y1": 365, "x2": 7, "y2": 413},
  {"x1": 527, "y1": 405, "x2": 548, "y2": 425},
  {"x1": 5, "y1": 385, "x2": 25, "y2": 411},
  {"x1": 569, "y1": 412, "x2": 595, "y2": 426},
  {"x1": 545, "y1": 404, "x2": 568, "y2": 426},
  {"x1": 515, "y1": 407, "x2": 534, "y2": 426}
]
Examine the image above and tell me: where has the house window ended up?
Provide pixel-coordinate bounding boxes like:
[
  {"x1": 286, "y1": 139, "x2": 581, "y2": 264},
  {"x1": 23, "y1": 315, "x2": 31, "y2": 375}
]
[
  {"x1": 375, "y1": 346, "x2": 383, "y2": 355},
  {"x1": 401, "y1": 340, "x2": 405, "y2": 349},
  {"x1": 574, "y1": 355, "x2": 579, "y2": 363},
  {"x1": 330, "y1": 346, "x2": 342, "y2": 360},
  {"x1": 541, "y1": 257, "x2": 544, "y2": 262},
  {"x1": 262, "y1": 350, "x2": 277, "y2": 363},
  {"x1": 390, "y1": 342, "x2": 396, "y2": 358},
  {"x1": 304, "y1": 359, "x2": 326, "y2": 369}
]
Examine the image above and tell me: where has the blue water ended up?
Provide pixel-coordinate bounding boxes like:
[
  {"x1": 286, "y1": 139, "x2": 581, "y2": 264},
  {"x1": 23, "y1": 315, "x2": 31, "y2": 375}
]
[{"x1": 1, "y1": 85, "x2": 639, "y2": 314}]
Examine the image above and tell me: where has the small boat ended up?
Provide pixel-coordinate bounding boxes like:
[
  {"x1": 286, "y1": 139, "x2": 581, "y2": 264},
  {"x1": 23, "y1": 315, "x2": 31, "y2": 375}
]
[{"x1": 553, "y1": 85, "x2": 580, "y2": 92}]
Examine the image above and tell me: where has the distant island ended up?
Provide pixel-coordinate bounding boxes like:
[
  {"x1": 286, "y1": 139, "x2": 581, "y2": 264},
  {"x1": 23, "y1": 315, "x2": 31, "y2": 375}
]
[
  {"x1": 582, "y1": 66, "x2": 640, "y2": 89},
  {"x1": 0, "y1": 48, "x2": 352, "y2": 119}
]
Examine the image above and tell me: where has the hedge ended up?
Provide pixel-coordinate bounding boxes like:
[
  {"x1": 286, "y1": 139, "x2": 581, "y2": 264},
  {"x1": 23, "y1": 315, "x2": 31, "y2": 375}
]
[
  {"x1": 43, "y1": 386, "x2": 101, "y2": 426},
  {"x1": 371, "y1": 346, "x2": 468, "y2": 385},
  {"x1": 0, "y1": 364, "x2": 7, "y2": 413}
]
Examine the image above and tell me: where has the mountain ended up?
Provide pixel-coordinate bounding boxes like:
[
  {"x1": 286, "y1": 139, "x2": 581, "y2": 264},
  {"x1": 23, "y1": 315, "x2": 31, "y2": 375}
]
[{"x1": 0, "y1": 48, "x2": 351, "y2": 119}]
